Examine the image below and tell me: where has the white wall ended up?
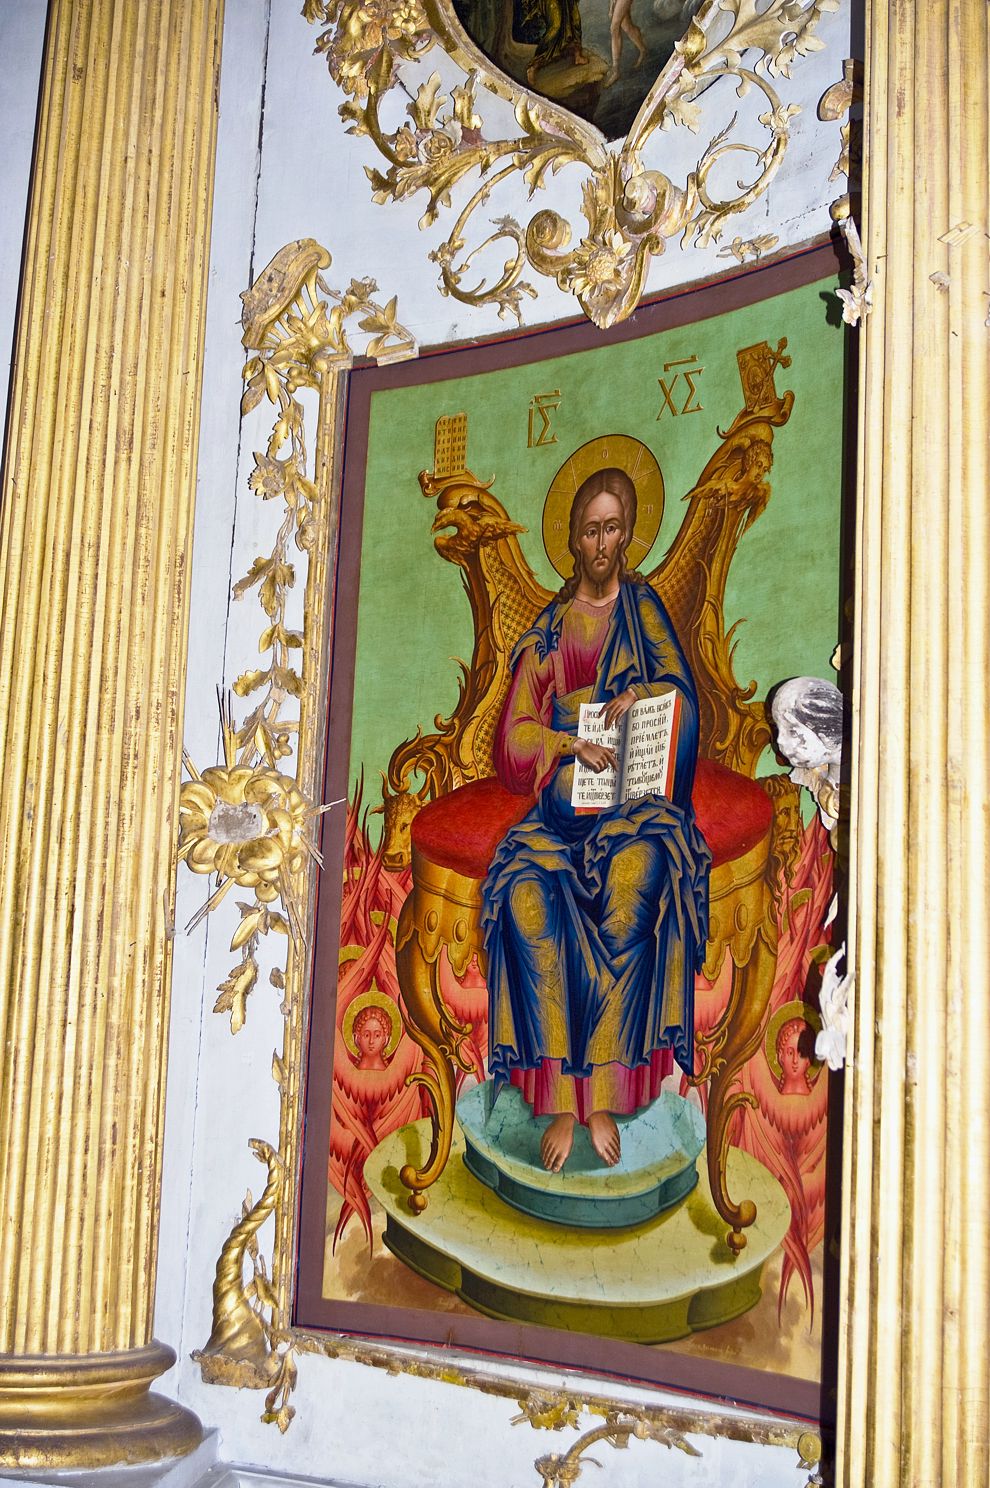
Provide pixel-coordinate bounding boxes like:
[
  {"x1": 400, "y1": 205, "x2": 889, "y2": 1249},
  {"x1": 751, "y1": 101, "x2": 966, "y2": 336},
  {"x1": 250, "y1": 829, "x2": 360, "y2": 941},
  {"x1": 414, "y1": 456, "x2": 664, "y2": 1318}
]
[{"x1": 0, "y1": 1, "x2": 46, "y2": 433}]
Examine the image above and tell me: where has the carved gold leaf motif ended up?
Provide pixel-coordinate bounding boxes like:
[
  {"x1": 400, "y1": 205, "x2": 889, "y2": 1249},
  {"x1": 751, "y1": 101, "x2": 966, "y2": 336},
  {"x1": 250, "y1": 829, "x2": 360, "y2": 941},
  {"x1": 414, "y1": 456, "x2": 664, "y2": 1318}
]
[
  {"x1": 817, "y1": 59, "x2": 868, "y2": 323},
  {"x1": 306, "y1": 0, "x2": 838, "y2": 326},
  {"x1": 181, "y1": 243, "x2": 416, "y2": 1034},
  {"x1": 533, "y1": 1414, "x2": 701, "y2": 1487},
  {"x1": 181, "y1": 243, "x2": 418, "y2": 1426}
]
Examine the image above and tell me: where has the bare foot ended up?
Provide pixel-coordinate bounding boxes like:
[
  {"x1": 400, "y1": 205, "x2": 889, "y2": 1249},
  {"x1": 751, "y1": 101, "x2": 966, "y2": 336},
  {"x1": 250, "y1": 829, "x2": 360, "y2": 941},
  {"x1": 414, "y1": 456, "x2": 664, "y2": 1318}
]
[
  {"x1": 602, "y1": 67, "x2": 619, "y2": 88},
  {"x1": 633, "y1": 45, "x2": 647, "y2": 69},
  {"x1": 587, "y1": 1110, "x2": 621, "y2": 1165},
  {"x1": 541, "y1": 1113, "x2": 576, "y2": 1172}
]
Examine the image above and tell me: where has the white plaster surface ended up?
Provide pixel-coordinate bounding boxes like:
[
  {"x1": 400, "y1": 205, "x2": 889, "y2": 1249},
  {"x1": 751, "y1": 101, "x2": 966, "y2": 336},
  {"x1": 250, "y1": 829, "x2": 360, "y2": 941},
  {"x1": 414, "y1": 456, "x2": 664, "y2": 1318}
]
[
  {"x1": 0, "y1": 0, "x2": 850, "y2": 1483},
  {"x1": 0, "y1": 0, "x2": 47, "y2": 435}
]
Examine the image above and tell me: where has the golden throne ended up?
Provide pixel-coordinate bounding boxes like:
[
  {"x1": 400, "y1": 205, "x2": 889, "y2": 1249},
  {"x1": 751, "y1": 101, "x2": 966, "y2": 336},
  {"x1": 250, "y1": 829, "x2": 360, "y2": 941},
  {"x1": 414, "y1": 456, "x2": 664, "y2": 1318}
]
[{"x1": 382, "y1": 341, "x2": 795, "y2": 1253}]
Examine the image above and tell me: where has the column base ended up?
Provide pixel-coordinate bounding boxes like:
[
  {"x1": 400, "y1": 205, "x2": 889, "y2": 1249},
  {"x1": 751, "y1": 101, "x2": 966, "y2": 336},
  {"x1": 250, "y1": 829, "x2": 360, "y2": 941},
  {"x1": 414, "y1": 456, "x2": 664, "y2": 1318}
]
[{"x1": 0, "y1": 1343, "x2": 203, "y2": 1470}]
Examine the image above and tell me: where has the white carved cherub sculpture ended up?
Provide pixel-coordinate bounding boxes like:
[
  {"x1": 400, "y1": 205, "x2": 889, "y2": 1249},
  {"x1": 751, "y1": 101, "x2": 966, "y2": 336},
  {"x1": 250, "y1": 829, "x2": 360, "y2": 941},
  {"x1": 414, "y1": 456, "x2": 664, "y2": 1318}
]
[
  {"x1": 770, "y1": 675, "x2": 843, "y2": 841},
  {"x1": 771, "y1": 675, "x2": 850, "y2": 1070}
]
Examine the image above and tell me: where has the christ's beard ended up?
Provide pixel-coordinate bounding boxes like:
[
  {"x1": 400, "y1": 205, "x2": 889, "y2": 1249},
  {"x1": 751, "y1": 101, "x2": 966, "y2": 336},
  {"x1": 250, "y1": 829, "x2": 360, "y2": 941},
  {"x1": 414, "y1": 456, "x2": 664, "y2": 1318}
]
[{"x1": 585, "y1": 555, "x2": 621, "y2": 596}]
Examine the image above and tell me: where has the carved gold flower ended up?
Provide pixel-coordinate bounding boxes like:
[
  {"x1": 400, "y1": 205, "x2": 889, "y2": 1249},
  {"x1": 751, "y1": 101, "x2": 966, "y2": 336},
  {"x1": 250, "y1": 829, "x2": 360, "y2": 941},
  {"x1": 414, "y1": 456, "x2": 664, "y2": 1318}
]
[
  {"x1": 417, "y1": 121, "x2": 462, "y2": 164},
  {"x1": 248, "y1": 454, "x2": 288, "y2": 500},
  {"x1": 393, "y1": 126, "x2": 418, "y2": 163},
  {"x1": 569, "y1": 233, "x2": 632, "y2": 295},
  {"x1": 351, "y1": 0, "x2": 427, "y2": 51},
  {"x1": 179, "y1": 748, "x2": 325, "y2": 936}
]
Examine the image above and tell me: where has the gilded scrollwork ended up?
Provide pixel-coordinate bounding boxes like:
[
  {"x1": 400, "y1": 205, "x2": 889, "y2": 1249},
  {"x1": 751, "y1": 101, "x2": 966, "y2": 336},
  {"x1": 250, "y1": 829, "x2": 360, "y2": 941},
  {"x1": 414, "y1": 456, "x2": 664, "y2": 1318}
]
[
  {"x1": 508, "y1": 1396, "x2": 823, "y2": 1487},
  {"x1": 818, "y1": 59, "x2": 869, "y2": 324},
  {"x1": 181, "y1": 241, "x2": 416, "y2": 1034},
  {"x1": 533, "y1": 1414, "x2": 702, "y2": 1486},
  {"x1": 184, "y1": 241, "x2": 417, "y2": 1423},
  {"x1": 718, "y1": 233, "x2": 781, "y2": 263},
  {"x1": 519, "y1": 1404, "x2": 822, "y2": 1487},
  {"x1": 192, "y1": 1140, "x2": 299, "y2": 1433},
  {"x1": 305, "y1": 0, "x2": 838, "y2": 326}
]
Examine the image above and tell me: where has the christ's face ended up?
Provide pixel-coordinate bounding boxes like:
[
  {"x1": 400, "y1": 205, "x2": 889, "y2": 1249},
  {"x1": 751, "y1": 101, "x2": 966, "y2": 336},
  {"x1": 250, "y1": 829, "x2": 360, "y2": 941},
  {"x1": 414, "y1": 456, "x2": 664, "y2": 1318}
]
[{"x1": 577, "y1": 491, "x2": 626, "y2": 589}]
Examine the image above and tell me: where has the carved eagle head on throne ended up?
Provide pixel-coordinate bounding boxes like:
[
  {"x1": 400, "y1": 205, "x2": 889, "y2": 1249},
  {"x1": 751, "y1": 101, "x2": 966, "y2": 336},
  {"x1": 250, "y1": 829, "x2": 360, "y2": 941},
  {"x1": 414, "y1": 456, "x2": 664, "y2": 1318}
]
[{"x1": 422, "y1": 470, "x2": 527, "y2": 564}]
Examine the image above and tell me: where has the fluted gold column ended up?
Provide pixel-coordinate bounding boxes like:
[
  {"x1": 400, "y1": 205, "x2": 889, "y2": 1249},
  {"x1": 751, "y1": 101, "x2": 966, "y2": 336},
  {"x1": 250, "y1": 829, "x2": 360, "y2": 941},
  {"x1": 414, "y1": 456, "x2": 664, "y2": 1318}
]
[
  {"x1": 838, "y1": 1, "x2": 989, "y2": 1484},
  {"x1": 0, "y1": 0, "x2": 223, "y2": 1467}
]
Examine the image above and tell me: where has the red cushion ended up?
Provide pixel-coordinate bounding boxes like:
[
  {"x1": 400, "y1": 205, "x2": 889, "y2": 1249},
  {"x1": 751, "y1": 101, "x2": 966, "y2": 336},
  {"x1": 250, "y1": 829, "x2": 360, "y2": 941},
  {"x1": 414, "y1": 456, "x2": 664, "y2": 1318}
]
[
  {"x1": 692, "y1": 757, "x2": 773, "y2": 866},
  {"x1": 411, "y1": 759, "x2": 772, "y2": 879}
]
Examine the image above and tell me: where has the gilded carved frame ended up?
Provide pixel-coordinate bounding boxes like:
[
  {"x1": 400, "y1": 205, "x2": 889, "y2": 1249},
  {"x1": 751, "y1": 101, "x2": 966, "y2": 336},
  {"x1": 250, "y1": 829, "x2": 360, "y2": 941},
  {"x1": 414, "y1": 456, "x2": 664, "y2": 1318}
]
[
  {"x1": 179, "y1": 236, "x2": 840, "y2": 1480},
  {"x1": 302, "y1": 0, "x2": 837, "y2": 327}
]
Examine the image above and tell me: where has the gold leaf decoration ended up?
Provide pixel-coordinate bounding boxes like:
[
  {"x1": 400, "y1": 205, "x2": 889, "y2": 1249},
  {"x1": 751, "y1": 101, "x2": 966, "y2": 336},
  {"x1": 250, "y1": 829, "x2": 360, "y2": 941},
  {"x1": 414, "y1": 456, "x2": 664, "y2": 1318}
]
[
  {"x1": 180, "y1": 241, "x2": 415, "y2": 1036},
  {"x1": 533, "y1": 1414, "x2": 702, "y2": 1487},
  {"x1": 185, "y1": 245, "x2": 416, "y2": 1421},
  {"x1": 306, "y1": 0, "x2": 839, "y2": 327}
]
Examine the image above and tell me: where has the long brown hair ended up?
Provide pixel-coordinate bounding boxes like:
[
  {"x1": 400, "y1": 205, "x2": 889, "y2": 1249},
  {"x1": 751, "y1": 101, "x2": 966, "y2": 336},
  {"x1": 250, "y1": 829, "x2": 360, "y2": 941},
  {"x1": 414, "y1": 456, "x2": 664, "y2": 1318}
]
[{"x1": 556, "y1": 466, "x2": 645, "y2": 601}]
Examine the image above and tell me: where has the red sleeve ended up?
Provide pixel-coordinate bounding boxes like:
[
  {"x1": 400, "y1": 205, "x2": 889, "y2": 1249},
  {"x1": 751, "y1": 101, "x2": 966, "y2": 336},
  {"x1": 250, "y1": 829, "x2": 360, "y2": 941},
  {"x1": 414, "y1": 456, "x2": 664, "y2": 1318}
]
[{"x1": 494, "y1": 643, "x2": 570, "y2": 795}]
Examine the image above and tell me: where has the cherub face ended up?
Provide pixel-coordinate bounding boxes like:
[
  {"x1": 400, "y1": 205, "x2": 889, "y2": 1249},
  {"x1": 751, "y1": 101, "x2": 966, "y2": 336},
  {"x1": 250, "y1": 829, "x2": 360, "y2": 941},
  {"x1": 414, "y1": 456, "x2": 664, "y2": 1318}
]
[
  {"x1": 778, "y1": 1019, "x2": 812, "y2": 1092},
  {"x1": 354, "y1": 1014, "x2": 389, "y2": 1059},
  {"x1": 577, "y1": 492, "x2": 626, "y2": 589},
  {"x1": 774, "y1": 710, "x2": 829, "y2": 770}
]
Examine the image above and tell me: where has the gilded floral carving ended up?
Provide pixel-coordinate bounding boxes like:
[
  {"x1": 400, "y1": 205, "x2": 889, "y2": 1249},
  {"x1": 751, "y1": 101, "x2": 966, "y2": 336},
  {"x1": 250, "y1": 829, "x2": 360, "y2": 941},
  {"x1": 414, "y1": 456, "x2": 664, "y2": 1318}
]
[{"x1": 305, "y1": 0, "x2": 838, "y2": 326}]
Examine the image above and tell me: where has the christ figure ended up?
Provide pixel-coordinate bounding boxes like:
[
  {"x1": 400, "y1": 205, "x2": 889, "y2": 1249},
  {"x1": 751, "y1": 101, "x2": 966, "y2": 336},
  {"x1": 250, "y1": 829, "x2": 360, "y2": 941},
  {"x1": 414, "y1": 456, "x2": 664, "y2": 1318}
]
[{"x1": 482, "y1": 467, "x2": 710, "y2": 1171}]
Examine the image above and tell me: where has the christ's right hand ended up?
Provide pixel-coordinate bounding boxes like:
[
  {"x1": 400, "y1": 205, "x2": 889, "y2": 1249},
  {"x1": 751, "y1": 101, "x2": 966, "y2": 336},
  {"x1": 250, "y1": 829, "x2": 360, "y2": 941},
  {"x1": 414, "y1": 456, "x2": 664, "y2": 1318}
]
[{"x1": 574, "y1": 737, "x2": 618, "y2": 773}]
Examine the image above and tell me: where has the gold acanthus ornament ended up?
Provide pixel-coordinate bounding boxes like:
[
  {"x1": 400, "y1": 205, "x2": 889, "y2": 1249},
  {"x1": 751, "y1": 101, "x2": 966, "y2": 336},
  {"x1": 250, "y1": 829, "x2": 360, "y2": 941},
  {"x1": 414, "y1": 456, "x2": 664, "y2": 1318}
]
[
  {"x1": 305, "y1": 0, "x2": 838, "y2": 327},
  {"x1": 182, "y1": 242, "x2": 418, "y2": 1430},
  {"x1": 516, "y1": 1405, "x2": 821, "y2": 1487},
  {"x1": 179, "y1": 242, "x2": 416, "y2": 1035}
]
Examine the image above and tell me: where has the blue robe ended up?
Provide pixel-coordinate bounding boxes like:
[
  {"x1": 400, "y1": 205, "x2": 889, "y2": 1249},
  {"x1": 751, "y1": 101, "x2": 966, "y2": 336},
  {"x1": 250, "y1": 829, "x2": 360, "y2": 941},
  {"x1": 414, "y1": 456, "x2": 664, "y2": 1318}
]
[{"x1": 481, "y1": 581, "x2": 710, "y2": 1093}]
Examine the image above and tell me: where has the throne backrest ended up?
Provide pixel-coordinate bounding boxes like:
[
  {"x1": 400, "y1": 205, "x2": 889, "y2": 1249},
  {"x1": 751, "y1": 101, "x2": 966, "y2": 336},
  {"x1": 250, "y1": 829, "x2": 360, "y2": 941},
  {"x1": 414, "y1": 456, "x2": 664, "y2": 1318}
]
[{"x1": 380, "y1": 342, "x2": 794, "y2": 863}]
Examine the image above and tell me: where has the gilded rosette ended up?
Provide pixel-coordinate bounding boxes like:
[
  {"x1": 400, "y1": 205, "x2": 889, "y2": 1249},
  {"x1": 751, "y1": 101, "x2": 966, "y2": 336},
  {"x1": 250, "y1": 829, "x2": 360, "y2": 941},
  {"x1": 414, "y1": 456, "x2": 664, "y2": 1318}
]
[{"x1": 179, "y1": 764, "x2": 313, "y2": 904}]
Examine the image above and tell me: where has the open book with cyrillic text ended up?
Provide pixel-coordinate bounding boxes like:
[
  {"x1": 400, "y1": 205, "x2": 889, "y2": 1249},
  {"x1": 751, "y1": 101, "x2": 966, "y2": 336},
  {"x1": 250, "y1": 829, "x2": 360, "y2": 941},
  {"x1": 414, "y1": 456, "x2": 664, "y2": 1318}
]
[{"x1": 570, "y1": 690, "x2": 682, "y2": 812}]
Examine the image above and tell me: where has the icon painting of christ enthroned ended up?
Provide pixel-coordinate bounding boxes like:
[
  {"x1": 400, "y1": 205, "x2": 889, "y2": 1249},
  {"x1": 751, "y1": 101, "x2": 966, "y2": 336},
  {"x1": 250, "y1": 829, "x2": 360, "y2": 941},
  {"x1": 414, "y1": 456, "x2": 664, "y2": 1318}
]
[
  {"x1": 366, "y1": 418, "x2": 781, "y2": 1264},
  {"x1": 296, "y1": 260, "x2": 846, "y2": 1415}
]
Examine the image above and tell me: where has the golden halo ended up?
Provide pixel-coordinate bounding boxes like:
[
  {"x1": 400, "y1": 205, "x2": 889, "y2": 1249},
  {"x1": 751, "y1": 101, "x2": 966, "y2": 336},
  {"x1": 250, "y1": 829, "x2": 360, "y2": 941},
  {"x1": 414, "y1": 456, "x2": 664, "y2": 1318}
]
[
  {"x1": 765, "y1": 1000, "x2": 824, "y2": 1085},
  {"x1": 542, "y1": 435, "x2": 665, "y2": 580},
  {"x1": 341, "y1": 987, "x2": 402, "y2": 1060}
]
